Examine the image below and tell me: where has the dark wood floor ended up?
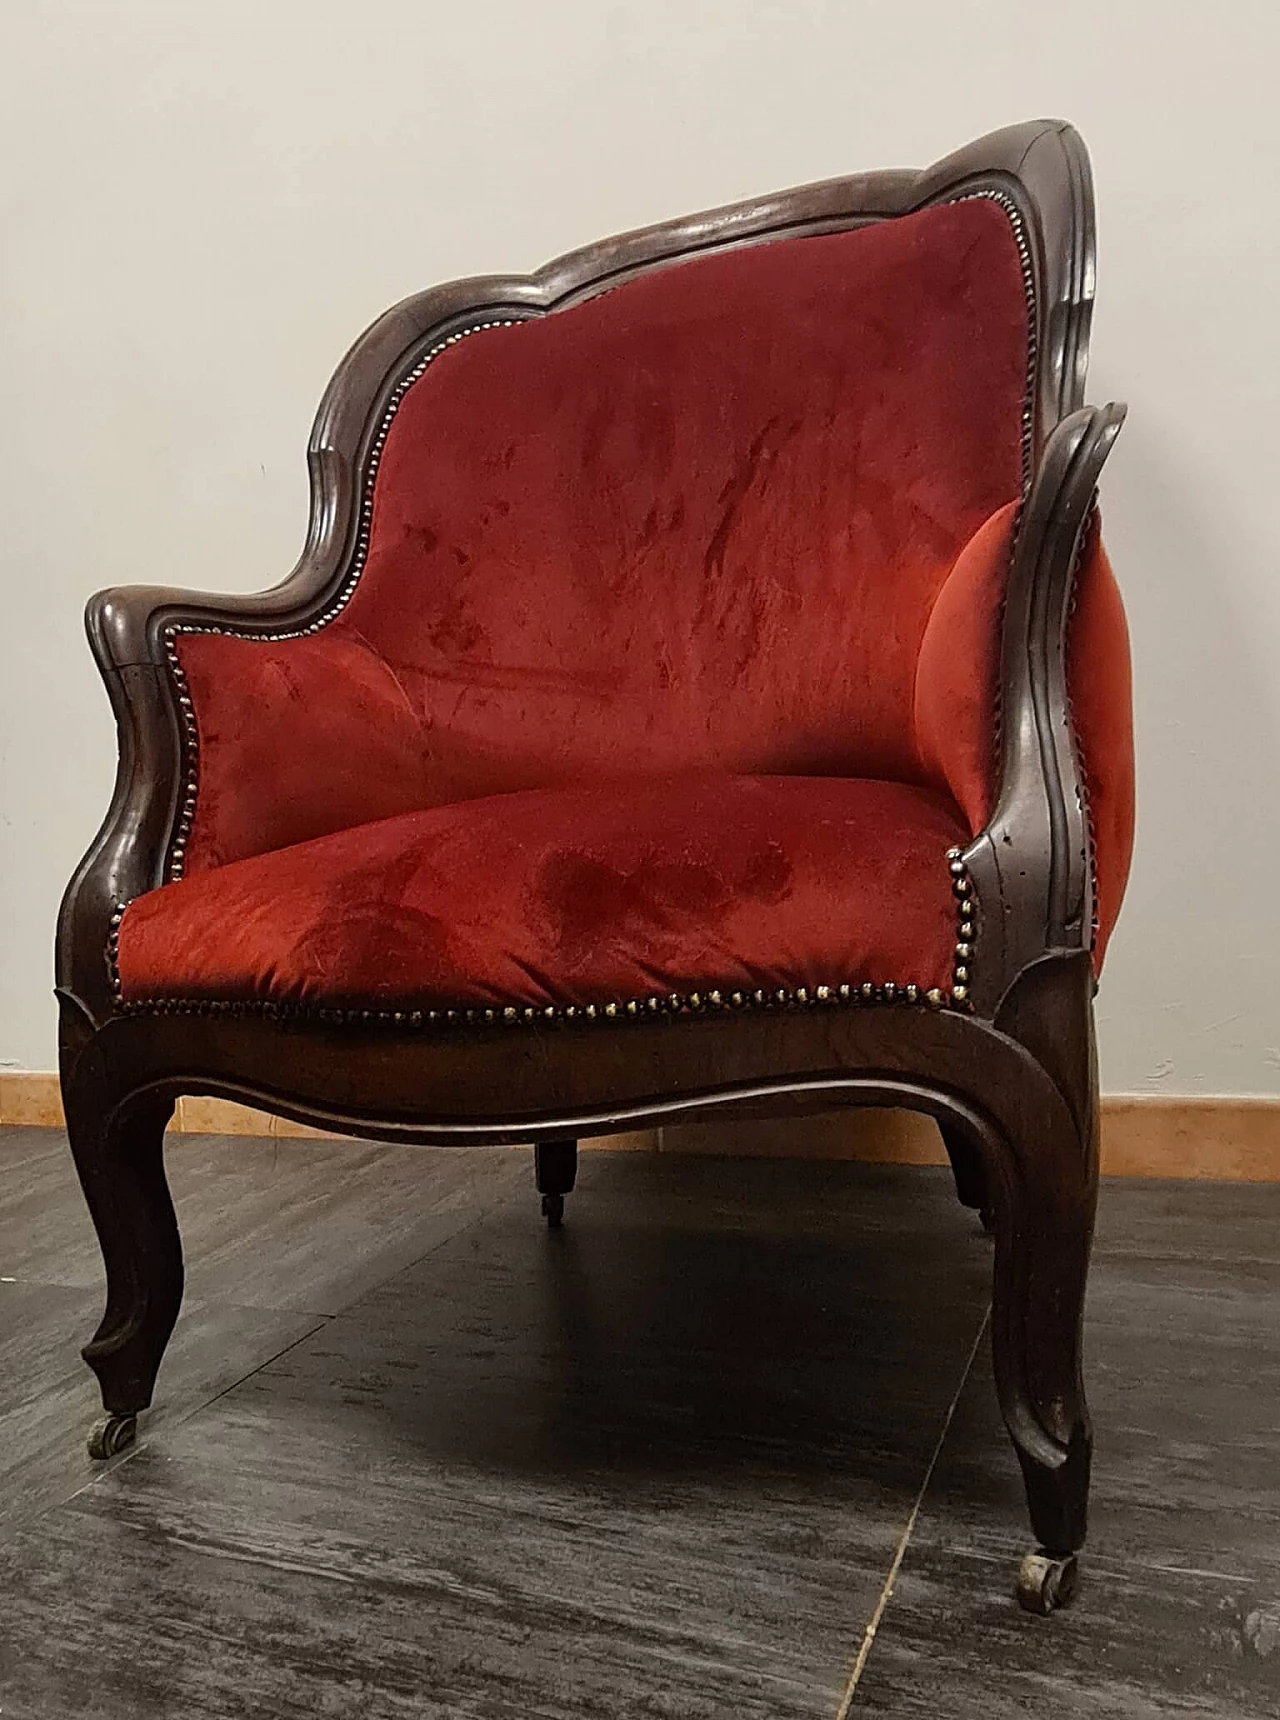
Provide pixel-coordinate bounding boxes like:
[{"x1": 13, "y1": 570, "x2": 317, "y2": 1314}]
[{"x1": 1, "y1": 1126, "x2": 1277, "y2": 1717}]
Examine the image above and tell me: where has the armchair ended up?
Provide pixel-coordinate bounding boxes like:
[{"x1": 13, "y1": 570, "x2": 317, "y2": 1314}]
[{"x1": 57, "y1": 119, "x2": 1134, "y2": 1613}]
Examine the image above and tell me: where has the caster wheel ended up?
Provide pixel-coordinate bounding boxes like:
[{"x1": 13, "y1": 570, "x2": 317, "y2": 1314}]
[
  {"x1": 541, "y1": 1193, "x2": 565, "y2": 1228},
  {"x1": 87, "y1": 1413, "x2": 137, "y2": 1461},
  {"x1": 1016, "y1": 1549, "x2": 1078, "y2": 1614},
  {"x1": 979, "y1": 1206, "x2": 996, "y2": 1234}
]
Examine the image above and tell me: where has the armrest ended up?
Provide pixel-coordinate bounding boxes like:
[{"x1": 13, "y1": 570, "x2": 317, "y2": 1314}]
[
  {"x1": 56, "y1": 446, "x2": 361, "y2": 1022},
  {"x1": 59, "y1": 277, "x2": 532, "y2": 1026},
  {"x1": 57, "y1": 602, "x2": 432, "y2": 1027},
  {"x1": 958, "y1": 403, "x2": 1129, "y2": 1011}
]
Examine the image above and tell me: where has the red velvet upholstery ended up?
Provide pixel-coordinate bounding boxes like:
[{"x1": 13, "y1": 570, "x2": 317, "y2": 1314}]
[
  {"x1": 914, "y1": 505, "x2": 1135, "y2": 969},
  {"x1": 913, "y1": 500, "x2": 1017, "y2": 835},
  {"x1": 176, "y1": 198, "x2": 1028, "y2": 867},
  {"x1": 117, "y1": 776, "x2": 969, "y2": 1009},
  {"x1": 130, "y1": 194, "x2": 1134, "y2": 1008}
]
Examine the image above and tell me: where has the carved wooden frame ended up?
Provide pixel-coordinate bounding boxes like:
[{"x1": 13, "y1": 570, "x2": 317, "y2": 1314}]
[{"x1": 56, "y1": 119, "x2": 1125, "y2": 1595}]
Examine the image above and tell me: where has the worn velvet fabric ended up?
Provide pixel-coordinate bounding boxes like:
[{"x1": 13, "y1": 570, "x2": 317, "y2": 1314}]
[
  {"x1": 117, "y1": 776, "x2": 969, "y2": 1008},
  {"x1": 125, "y1": 196, "x2": 1135, "y2": 1006},
  {"x1": 913, "y1": 500, "x2": 1017, "y2": 833},
  {"x1": 176, "y1": 199, "x2": 1029, "y2": 868},
  {"x1": 915, "y1": 505, "x2": 1133, "y2": 967}
]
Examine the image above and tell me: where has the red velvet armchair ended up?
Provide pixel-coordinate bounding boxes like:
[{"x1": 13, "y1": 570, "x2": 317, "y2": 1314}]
[{"x1": 57, "y1": 119, "x2": 1133, "y2": 1613}]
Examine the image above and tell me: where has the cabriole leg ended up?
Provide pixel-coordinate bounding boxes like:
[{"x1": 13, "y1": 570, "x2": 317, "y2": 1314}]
[
  {"x1": 62, "y1": 1066, "x2": 183, "y2": 1458},
  {"x1": 982, "y1": 1089, "x2": 1098, "y2": 1613}
]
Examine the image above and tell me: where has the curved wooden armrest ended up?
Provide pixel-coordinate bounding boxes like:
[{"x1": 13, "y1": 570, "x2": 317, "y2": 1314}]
[
  {"x1": 963, "y1": 402, "x2": 1126, "y2": 1014},
  {"x1": 60, "y1": 568, "x2": 331, "y2": 1026},
  {"x1": 85, "y1": 451, "x2": 349, "y2": 676}
]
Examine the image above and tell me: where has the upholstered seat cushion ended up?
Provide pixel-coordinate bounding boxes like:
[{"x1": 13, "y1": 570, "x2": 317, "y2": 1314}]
[{"x1": 116, "y1": 775, "x2": 970, "y2": 1013}]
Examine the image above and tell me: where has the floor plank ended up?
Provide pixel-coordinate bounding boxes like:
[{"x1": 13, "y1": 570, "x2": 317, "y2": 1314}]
[
  {"x1": 0, "y1": 1129, "x2": 526, "y2": 1313},
  {"x1": 0, "y1": 1127, "x2": 524, "y2": 1537},
  {"x1": 0, "y1": 1278, "x2": 322, "y2": 1536},
  {"x1": 6, "y1": 1127, "x2": 1278, "y2": 1717},
  {"x1": 850, "y1": 1242, "x2": 1280, "y2": 1715},
  {"x1": 1095, "y1": 1175, "x2": 1280, "y2": 1268},
  {"x1": 0, "y1": 1153, "x2": 990, "y2": 1720}
]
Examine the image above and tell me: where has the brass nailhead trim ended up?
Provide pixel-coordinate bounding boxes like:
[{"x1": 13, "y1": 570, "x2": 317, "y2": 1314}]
[
  {"x1": 105, "y1": 902, "x2": 125, "y2": 994},
  {"x1": 947, "y1": 846, "x2": 975, "y2": 1008},
  {"x1": 947, "y1": 190, "x2": 1038, "y2": 844},
  {"x1": 109, "y1": 852, "x2": 977, "y2": 1024},
  {"x1": 952, "y1": 187, "x2": 1038, "y2": 496},
  {"x1": 1064, "y1": 506, "x2": 1101, "y2": 947},
  {"x1": 115, "y1": 982, "x2": 951, "y2": 1026}
]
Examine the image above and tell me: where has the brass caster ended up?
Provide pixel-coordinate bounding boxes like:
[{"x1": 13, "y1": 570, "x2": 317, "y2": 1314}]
[
  {"x1": 541, "y1": 1193, "x2": 565, "y2": 1229},
  {"x1": 87, "y1": 1413, "x2": 137, "y2": 1460},
  {"x1": 1016, "y1": 1549, "x2": 1079, "y2": 1614}
]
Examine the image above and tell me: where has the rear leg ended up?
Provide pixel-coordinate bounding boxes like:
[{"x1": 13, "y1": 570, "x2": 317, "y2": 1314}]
[
  {"x1": 534, "y1": 1138, "x2": 577, "y2": 1228},
  {"x1": 941, "y1": 1122, "x2": 995, "y2": 1232}
]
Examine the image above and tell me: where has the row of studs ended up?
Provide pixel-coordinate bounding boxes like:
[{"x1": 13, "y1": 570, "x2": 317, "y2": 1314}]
[
  {"x1": 948, "y1": 845, "x2": 975, "y2": 1005},
  {"x1": 106, "y1": 854, "x2": 976, "y2": 1021},
  {"x1": 1063, "y1": 508, "x2": 1100, "y2": 946},
  {"x1": 952, "y1": 188, "x2": 1039, "y2": 496},
  {"x1": 158, "y1": 191, "x2": 1039, "y2": 885},
  {"x1": 944, "y1": 190, "x2": 1039, "y2": 828},
  {"x1": 160, "y1": 318, "x2": 521, "y2": 880},
  {"x1": 114, "y1": 979, "x2": 954, "y2": 1027},
  {"x1": 105, "y1": 902, "x2": 124, "y2": 995}
]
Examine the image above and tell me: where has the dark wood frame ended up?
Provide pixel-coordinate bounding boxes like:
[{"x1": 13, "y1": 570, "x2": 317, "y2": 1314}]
[{"x1": 56, "y1": 119, "x2": 1125, "y2": 1603}]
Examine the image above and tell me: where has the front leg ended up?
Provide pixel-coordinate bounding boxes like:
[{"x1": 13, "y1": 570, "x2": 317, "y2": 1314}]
[
  {"x1": 978, "y1": 956, "x2": 1100, "y2": 1610},
  {"x1": 62, "y1": 1049, "x2": 183, "y2": 1456},
  {"x1": 986, "y1": 1099, "x2": 1097, "y2": 1561}
]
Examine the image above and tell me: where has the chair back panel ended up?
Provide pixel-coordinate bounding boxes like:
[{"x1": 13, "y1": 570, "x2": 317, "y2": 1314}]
[
  {"x1": 344, "y1": 196, "x2": 1029, "y2": 793},
  {"x1": 175, "y1": 196, "x2": 1031, "y2": 873}
]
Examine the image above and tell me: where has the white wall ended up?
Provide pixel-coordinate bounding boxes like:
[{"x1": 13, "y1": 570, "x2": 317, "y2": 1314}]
[{"x1": 1, "y1": 0, "x2": 1276, "y2": 1093}]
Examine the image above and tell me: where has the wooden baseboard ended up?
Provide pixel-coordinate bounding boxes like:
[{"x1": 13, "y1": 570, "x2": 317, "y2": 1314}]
[
  {"x1": 656, "y1": 1099, "x2": 1280, "y2": 1182},
  {"x1": 2, "y1": 1072, "x2": 1278, "y2": 1182}
]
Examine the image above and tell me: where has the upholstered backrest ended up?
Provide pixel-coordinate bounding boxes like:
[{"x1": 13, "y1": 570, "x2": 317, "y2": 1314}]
[{"x1": 175, "y1": 197, "x2": 1032, "y2": 875}]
